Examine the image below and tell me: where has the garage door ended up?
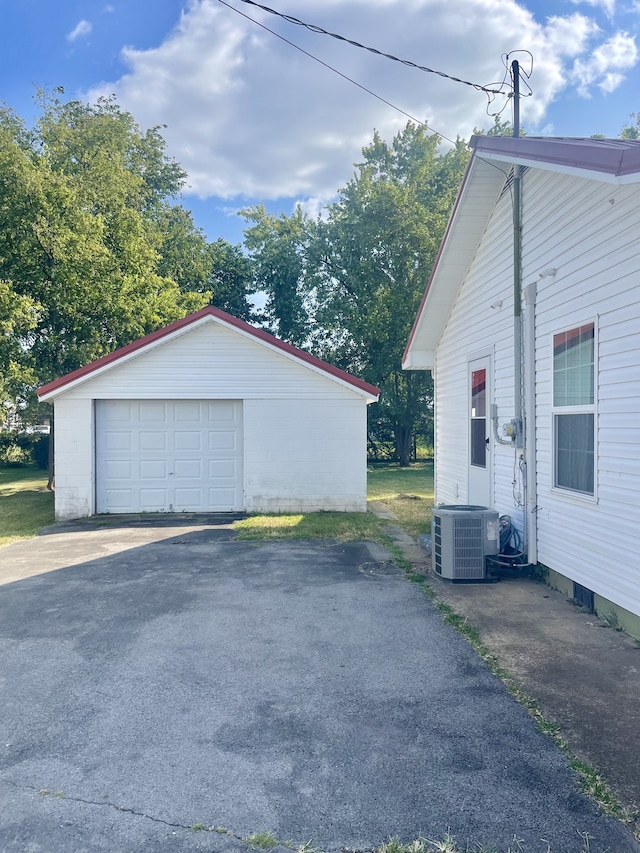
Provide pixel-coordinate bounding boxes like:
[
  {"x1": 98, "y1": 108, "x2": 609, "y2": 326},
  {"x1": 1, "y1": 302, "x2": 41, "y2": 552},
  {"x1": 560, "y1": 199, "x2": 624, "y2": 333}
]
[{"x1": 96, "y1": 400, "x2": 243, "y2": 513}]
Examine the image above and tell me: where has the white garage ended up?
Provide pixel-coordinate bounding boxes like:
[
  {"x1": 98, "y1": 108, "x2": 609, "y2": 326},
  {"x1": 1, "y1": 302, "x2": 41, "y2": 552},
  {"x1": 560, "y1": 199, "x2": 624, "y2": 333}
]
[{"x1": 38, "y1": 306, "x2": 379, "y2": 521}]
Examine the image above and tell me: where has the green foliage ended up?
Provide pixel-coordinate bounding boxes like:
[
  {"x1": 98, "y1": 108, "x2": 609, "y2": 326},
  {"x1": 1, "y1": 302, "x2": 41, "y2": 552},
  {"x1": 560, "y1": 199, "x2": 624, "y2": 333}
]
[
  {"x1": 0, "y1": 92, "x2": 214, "y2": 418},
  {"x1": 242, "y1": 204, "x2": 311, "y2": 345},
  {"x1": 308, "y1": 123, "x2": 469, "y2": 464},
  {"x1": 620, "y1": 113, "x2": 640, "y2": 139},
  {"x1": 239, "y1": 123, "x2": 469, "y2": 465},
  {"x1": 0, "y1": 431, "x2": 49, "y2": 468},
  {"x1": 208, "y1": 238, "x2": 256, "y2": 321}
]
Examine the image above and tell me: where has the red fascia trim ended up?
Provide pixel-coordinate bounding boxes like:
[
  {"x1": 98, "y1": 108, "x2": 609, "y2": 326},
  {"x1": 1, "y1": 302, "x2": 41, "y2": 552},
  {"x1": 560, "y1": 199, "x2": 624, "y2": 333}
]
[{"x1": 37, "y1": 305, "x2": 380, "y2": 399}]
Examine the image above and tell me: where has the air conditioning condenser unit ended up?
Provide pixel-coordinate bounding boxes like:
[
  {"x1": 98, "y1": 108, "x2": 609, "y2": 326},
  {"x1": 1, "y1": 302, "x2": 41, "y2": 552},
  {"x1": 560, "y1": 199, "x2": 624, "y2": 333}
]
[{"x1": 431, "y1": 505, "x2": 499, "y2": 581}]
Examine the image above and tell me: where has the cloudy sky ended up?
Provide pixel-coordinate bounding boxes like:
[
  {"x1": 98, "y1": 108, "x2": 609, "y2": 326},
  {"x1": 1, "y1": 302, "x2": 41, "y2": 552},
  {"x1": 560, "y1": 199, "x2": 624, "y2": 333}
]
[{"x1": 3, "y1": 0, "x2": 639, "y2": 243}]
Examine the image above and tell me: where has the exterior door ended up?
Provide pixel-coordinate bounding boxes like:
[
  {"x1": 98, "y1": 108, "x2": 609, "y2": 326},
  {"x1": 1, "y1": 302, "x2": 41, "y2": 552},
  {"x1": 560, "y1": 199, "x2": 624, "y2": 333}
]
[{"x1": 468, "y1": 357, "x2": 492, "y2": 507}]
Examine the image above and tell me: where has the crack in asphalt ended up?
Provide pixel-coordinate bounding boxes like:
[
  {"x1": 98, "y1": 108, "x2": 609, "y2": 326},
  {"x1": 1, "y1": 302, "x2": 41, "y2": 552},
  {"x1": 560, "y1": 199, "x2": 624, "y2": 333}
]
[{"x1": 4, "y1": 779, "x2": 246, "y2": 842}]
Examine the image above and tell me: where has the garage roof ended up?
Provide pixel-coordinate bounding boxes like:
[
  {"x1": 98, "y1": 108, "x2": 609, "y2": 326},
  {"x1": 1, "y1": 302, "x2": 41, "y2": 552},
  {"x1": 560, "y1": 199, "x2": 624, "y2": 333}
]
[{"x1": 38, "y1": 306, "x2": 380, "y2": 402}]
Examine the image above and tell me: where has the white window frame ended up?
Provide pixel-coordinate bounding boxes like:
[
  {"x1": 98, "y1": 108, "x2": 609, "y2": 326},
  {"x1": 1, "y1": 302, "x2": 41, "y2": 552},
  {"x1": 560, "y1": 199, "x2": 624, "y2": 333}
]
[{"x1": 551, "y1": 318, "x2": 598, "y2": 501}]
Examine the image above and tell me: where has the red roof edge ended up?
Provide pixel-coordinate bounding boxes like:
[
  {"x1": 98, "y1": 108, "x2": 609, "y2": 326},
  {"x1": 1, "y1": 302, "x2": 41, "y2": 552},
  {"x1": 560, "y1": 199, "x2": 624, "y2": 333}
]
[{"x1": 37, "y1": 305, "x2": 380, "y2": 400}]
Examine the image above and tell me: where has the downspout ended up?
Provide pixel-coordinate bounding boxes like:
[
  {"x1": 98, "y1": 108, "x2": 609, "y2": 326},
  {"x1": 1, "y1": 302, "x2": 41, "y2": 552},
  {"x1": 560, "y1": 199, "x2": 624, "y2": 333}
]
[{"x1": 523, "y1": 282, "x2": 537, "y2": 564}]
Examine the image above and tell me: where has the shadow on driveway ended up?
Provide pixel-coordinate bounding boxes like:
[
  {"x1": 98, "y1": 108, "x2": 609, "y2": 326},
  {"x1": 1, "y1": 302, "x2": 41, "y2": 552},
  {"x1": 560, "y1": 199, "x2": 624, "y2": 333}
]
[{"x1": 1, "y1": 525, "x2": 638, "y2": 853}]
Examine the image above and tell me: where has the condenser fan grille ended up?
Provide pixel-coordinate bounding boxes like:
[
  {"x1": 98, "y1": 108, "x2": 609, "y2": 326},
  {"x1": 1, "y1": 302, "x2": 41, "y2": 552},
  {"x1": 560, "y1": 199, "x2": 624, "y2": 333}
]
[{"x1": 431, "y1": 506, "x2": 499, "y2": 581}]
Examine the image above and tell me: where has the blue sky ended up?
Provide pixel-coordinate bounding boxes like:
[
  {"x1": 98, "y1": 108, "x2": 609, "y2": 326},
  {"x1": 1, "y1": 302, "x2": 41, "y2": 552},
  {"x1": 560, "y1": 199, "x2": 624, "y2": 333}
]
[{"x1": 2, "y1": 0, "x2": 639, "y2": 245}]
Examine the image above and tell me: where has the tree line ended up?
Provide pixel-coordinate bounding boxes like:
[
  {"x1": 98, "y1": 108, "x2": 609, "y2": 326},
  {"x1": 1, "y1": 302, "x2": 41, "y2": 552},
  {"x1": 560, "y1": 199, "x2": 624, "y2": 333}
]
[{"x1": 1, "y1": 92, "x2": 638, "y2": 465}]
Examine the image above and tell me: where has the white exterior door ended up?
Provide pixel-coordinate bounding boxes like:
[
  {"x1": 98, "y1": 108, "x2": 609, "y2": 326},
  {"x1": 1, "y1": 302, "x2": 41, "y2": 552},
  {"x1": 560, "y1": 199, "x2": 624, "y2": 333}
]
[
  {"x1": 96, "y1": 400, "x2": 243, "y2": 513},
  {"x1": 468, "y1": 357, "x2": 492, "y2": 508}
]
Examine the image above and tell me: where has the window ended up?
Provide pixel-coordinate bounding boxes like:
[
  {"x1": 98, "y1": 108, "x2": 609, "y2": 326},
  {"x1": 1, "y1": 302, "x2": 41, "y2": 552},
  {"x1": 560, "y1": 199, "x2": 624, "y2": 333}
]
[
  {"x1": 552, "y1": 323, "x2": 595, "y2": 495},
  {"x1": 470, "y1": 368, "x2": 486, "y2": 468}
]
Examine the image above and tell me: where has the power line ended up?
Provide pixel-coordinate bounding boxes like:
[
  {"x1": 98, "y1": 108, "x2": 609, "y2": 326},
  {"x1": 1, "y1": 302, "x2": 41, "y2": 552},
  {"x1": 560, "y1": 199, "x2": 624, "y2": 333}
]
[
  {"x1": 217, "y1": 0, "x2": 460, "y2": 146},
  {"x1": 223, "y1": 0, "x2": 511, "y2": 97}
]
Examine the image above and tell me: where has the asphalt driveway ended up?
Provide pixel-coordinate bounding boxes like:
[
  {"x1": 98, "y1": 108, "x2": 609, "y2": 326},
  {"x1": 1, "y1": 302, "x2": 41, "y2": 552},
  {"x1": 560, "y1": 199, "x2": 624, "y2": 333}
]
[{"x1": 0, "y1": 522, "x2": 638, "y2": 853}]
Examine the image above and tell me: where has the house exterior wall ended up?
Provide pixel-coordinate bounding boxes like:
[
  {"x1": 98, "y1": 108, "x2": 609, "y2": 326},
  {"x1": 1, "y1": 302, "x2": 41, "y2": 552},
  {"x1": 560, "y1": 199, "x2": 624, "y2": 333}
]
[
  {"x1": 433, "y1": 166, "x2": 640, "y2": 618},
  {"x1": 522, "y1": 170, "x2": 640, "y2": 617},
  {"x1": 433, "y1": 186, "x2": 521, "y2": 527},
  {"x1": 52, "y1": 321, "x2": 369, "y2": 519}
]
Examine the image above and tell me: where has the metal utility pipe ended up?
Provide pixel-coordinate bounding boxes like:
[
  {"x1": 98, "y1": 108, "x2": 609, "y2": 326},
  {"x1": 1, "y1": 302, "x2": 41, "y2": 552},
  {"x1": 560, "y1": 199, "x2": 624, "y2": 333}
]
[
  {"x1": 513, "y1": 165, "x2": 523, "y2": 449},
  {"x1": 523, "y1": 282, "x2": 538, "y2": 564},
  {"x1": 512, "y1": 59, "x2": 523, "y2": 453}
]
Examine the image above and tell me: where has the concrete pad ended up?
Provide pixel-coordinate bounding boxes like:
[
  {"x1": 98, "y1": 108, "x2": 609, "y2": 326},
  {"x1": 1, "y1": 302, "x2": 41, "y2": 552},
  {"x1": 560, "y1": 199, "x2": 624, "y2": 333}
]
[
  {"x1": 431, "y1": 573, "x2": 640, "y2": 819},
  {"x1": 1, "y1": 524, "x2": 639, "y2": 853}
]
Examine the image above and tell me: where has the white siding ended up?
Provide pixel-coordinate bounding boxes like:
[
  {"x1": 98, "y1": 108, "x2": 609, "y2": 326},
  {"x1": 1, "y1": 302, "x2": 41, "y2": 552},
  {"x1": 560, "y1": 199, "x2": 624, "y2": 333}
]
[
  {"x1": 523, "y1": 171, "x2": 640, "y2": 616},
  {"x1": 434, "y1": 187, "x2": 524, "y2": 530},
  {"x1": 434, "y1": 166, "x2": 640, "y2": 617},
  {"x1": 54, "y1": 398, "x2": 95, "y2": 520},
  {"x1": 62, "y1": 321, "x2": 359, "y2": 402},
  {"x1": 52, "y1": 320, "x2": 370, "y2": 519},
  {"x1": 244, "y1": 398, "x2": 368, "y2": 513}
]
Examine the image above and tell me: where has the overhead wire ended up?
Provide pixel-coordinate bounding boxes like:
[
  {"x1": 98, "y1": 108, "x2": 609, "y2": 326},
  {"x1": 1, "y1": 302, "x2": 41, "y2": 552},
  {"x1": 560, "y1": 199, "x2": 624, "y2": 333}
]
[
  {"x1": 217, "y1": 0, "x2": 460, "y2": 146},
  {"x1": 220, "y1": 0, "x2": 512, "y2": 98}
]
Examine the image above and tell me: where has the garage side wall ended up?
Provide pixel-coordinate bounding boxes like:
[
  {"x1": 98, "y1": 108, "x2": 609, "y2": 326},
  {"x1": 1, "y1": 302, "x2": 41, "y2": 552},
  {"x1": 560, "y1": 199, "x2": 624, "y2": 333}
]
[
  {"x1": 244, "y1": 398, "x2": 368, "y2": 513},
  {"x1": 53, "y1": 398, "x2": 95, "y2": 520}
]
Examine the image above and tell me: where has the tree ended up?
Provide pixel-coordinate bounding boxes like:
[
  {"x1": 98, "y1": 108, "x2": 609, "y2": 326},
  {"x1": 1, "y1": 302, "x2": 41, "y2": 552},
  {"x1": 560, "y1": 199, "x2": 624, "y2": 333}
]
[
  {"x1": 620, "y1": 113, "x2": 640, "y2": 139},
  {"x1": 0, "y1": 280, "x2": 39, "y2": 426},
  {"x1": 242, "y1": 204, "x2": 312, "y2": 346},
  {"x1": 0, "y1": 94, "x2": 210, "y2": 419},
  {"x1": 154, "y1": 205, "x2": 212, "y2": 293},
  {"x1": 208, "y1": 239, "x2": 256, "y2": 321},
  {"x1": 309, "y1": 123, "x2": 469, "y2": 464}
]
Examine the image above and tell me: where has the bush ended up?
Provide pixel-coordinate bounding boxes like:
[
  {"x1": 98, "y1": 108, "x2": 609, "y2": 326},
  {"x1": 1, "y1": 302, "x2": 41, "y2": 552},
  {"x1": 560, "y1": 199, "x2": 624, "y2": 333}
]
[
  {"x1": 1, "y1": 443, "x2": 32, "y2": 466},
  {"x1": 0, "y1": 431, "x2": 49, "y2": 468}
]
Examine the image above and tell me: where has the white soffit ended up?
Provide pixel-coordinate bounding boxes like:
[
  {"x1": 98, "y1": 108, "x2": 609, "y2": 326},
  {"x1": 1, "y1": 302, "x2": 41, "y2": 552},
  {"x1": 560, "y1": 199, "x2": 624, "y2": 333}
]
[{"x1": 403, "y1": 156, "x2": 506, "y2": 368}]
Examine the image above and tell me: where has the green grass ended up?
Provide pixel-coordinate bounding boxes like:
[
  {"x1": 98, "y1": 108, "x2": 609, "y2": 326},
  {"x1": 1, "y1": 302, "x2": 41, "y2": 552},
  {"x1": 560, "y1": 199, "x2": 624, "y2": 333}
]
[
  {"x1": 244, "y1": 832, "x2": 281, "y2": 849},
  {"x1": 234, "y1": 462, "x2": 434, "y2": 543},
  {"x1": 0, "y1": 465, "x2": 54, "y2": 547},
  {"x1": 233, "y1": 510, "x2": 384, "y2": 542},
  {"x1": 367, "y1": 461, "x2": 434, "y2": 538}
]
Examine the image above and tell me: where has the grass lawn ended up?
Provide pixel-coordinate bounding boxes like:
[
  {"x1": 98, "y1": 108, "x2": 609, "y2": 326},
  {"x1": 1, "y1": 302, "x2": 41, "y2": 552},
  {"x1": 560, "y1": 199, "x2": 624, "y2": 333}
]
[
  {"x1": 367, "y1": 461, "x2": 434, "y2": 538},
  {"x1": 0, "y1": 462, "x2": 433, "y2": 547},
  {"x1": 233, "y1": 510, "x2": 384, "y2": 542},
  {"x1": 234, "y1": 462, "x2": 433, "y2": 542},
  {"x1": 0, "y1": 465, "x2": 54, "y2": 546}
]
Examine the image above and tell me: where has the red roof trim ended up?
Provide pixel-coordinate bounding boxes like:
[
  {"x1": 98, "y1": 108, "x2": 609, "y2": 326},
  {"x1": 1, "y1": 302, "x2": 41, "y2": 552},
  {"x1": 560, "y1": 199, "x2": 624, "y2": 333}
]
[{"x1": 37, "y1": 306, "x2": 380, "y2": 399}]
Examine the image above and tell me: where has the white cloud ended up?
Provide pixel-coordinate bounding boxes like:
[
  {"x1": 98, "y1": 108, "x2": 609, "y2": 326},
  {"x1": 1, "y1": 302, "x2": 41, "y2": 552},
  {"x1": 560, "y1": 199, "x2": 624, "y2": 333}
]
[
  {"x1": 67, "y1": 19, "x2": 92, "y2": 42},
  {"x1": 88, "y1": 0, "x2": 640, "y2": 202},
  {"x1": 570, "y1": 0, "x2": 615, "y2": 17},
  {"x1": 571, "y1": 31, "x2": 638, "y2": 96}
]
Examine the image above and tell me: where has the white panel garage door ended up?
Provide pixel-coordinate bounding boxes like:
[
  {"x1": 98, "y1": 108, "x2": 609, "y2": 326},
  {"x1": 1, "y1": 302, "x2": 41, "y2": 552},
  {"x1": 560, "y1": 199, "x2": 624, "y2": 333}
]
[{"x1": 96, "y1": 400, "x2": 243, "y2": 513}]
